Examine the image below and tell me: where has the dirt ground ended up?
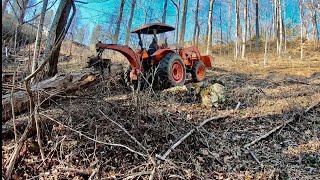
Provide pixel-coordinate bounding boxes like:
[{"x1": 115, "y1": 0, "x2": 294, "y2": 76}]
[{"x1": 2, "y1": 43, "x2": 320, "y2": 179}]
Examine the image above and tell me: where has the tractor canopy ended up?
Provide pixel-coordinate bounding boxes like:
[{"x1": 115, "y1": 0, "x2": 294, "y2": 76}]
[{"x1": 131, "y1": 23, "x2": 175, "y2": 34}]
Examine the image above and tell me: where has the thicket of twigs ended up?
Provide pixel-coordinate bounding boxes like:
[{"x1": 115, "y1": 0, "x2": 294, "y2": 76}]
[{"x1": 2, "y1": 51, "x2": 320, "y2": 179}]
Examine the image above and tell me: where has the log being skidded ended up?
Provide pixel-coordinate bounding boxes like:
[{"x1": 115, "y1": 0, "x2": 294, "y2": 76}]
[{"x1": 2, "y1": 72, "x2": 97, "y2": 122}]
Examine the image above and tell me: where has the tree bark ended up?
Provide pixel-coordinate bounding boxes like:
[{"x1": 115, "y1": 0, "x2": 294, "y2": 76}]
[
  {"x1": 47, "y1": 0, "x2": 72, "y2": 77},
  {"x1": 242, "y1": 0, "x2": 248, "y2": 59},
  {"x1": 113, "y1": 0, "x2": 125, "y2": 44},
  {"x1": 255, "y1": 0, "x2": 259, "y2": 50},
  {"x1": 193, "y1": 0, "x2": 200, "y2": 45},
  {"x1": 179, "y1": 0, "x2": 188, "y2": 46},
  {"x1": 125, "y1": 0, "x2": 137, "y2": 46},
  {"x1": 31, "y1": 0, "x2": 48, "y2": 77},
  {"x1": 206, "y1": 0, "x2": 215, "y2": 55}
]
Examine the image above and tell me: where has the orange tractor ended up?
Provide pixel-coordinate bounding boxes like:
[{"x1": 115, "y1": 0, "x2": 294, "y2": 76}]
[{"x1": 95, "y1": 23, "x2": 213, "y2": 89}]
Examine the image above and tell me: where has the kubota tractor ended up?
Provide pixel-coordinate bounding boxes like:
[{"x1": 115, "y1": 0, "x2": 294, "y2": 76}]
[{"x1": 95, "y1": 23, "x2": 213, "y2": 89}]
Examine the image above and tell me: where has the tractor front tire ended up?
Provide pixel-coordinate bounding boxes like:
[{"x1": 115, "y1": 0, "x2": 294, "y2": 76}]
[
  {"x1": 191, "y1": 61, "x2": 206, "y2": 82},
  {"x1": 156, "y1": 53, "x2": 186, "y2": 89}
]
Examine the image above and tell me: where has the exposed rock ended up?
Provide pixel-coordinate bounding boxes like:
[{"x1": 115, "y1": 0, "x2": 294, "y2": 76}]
[
  {"x1": 200, "y1": 83, "x2": 226, "y2": 108},
  {"x1": 162, "y1": 81, "x2": 226, "y2": 108}
]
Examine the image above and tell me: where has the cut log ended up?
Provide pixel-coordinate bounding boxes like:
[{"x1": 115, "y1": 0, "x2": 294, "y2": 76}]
[{"x1": 2, "y1": 72, "x2": 97, "y2": 122}]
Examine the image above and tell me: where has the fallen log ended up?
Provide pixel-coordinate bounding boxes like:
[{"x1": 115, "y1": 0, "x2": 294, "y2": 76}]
[{"x1": 2, "y1": 72, "x2": 97, "y2": 122}]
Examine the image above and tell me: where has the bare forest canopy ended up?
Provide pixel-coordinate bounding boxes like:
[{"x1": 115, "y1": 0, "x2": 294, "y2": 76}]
[{"x1": 3, "y1": 0, "x2": 320, "y2": 47}]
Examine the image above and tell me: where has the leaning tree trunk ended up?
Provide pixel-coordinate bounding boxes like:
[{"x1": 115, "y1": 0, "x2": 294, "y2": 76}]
[
  {"x1": 125, "y1": 0, "x2": 137, "y2": 46},
  {"x1": 47, "y1": 0, "x2": 73, "y2": 77},
  {"x1": 206, "y1": 0, "x2": 215, "y2": 55},
  {"x1": 113, "y1": 0, "x2": 125, "y2": 44},
  {"x1": 179, "y1": 0, "x2": 188, "y2": 46}
]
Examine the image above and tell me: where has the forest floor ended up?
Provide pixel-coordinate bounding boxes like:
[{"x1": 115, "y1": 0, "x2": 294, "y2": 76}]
[{"x1": 2, "y1": 42, "x2": 320, "y2": 179}]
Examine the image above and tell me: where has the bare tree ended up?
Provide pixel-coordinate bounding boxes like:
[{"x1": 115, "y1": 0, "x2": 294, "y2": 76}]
[
  {"x1": 31, "y1": 0, "x2": 48, "y2": 76},
  {"x1": 113, "y1": 0, "x2": 125, "y2": 44},
  {"x1": 170, "y1": 0, "x2": 180, "y2": 46},
  {"x1": 206, "y1": 0, "x2": 215, "y2": 55},
  {"x1": 255, "y1": 0, "x2": 259, "y2": 50},
  {"x1": 179, "y1": 0, "x2": 188, "y2": 46},
  {"x1": 242, "y1": 0, "x2": 248, "y2": 59},
  {"x1": 125, "y1": 0, "x2": 137, "y2": 46},
  {"x1": 275, "y1": 0, "x2": 283, "y2": 56},
  {"x1": 235, "y1": 0, "x2": 241, "y2": 58},
  {"x1": 299, "y1": 0, "x2": 304, "y2": 60},
  {"x1": 193, "y1": 0, "x2": 200, "y2": 45},
  {"x1": 161, "y1": 0, "x2": 168, "y2": 41}
]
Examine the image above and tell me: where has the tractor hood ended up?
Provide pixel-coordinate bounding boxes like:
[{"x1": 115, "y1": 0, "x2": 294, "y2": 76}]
[{"x1": 131, "y1": 23, "x2": 175, "y2": 34}]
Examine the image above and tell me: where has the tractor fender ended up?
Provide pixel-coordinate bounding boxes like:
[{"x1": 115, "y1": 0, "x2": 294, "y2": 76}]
[
  {"x1": 96, "y1": 43, "x2": 141, "y2": 80},
  {"x1": 200, "y1": 55, "x2": 213, "y2": 67},
  {"x1": 152, "y1": 49, "x2": 176, "y2": 63}
]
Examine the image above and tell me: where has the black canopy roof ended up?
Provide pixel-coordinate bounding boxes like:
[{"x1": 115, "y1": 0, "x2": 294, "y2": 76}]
[{"x1": 131, "y1": 23, "x2": 175, "y2": 34}]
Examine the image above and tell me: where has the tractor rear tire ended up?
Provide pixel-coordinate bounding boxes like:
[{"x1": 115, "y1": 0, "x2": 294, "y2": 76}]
[
  {"x1": 155, "y1": 53, "x2": 186, "y2": 89},
  {"x1": 191, "y1": 61, "x2": 206, "y2": 82}
]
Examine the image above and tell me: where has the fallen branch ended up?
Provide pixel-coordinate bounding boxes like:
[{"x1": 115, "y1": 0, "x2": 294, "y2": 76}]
[
  {"x1": 56, "y1": 166, "x2": 91, "y2": 175},
  {"x1": 98, "y1": 109, "x2": 148, "y2": 152},
  {"x1": 246, "y1": 147, "x2": 263, "y2": 168},
  {"x1": 39, "y1": 113, "x2": 147, "y2": 158},
  {"x1": 156, "y1": 115, "x2": 229, "y2": 160},
  {"x1": 123, "y1": 171, "x2": 151, "y2": 180},
  {"x1": 244, "y1": 102, "x2": 319, "y2": 149}
]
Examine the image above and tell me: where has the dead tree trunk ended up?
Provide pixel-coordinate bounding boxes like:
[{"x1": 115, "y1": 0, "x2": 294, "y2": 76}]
[
  {"x1": 255, "y1": 0, "x2": 259, "y2": 50},
  {"x1": 2, "y1": 73, "x2": 97, "y2": 122},
  {"x1": 31, "y1": 0, "x2": 48, "y2": 76},
  {"x1": 125, "y1": 0, "x2": 137, "y2": 46},
  {"x1": 179, "y1": 0, "x2": 188, "y2": 46},
  {"x1": 47, "y1": 0, "x2": 73, "y2": 77},
  {"x1": 206, "y1": 0, "x2": 215, "y2": 55},
  {"x1": 193, "y1": 0, "x2": 200, "y2": 45},
  {"x1": 113, "y1": 0, "x2": 125, "y2": 44},
  {"x1": 242, "y1": 0, "x2": 248, "y2": 59}
]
